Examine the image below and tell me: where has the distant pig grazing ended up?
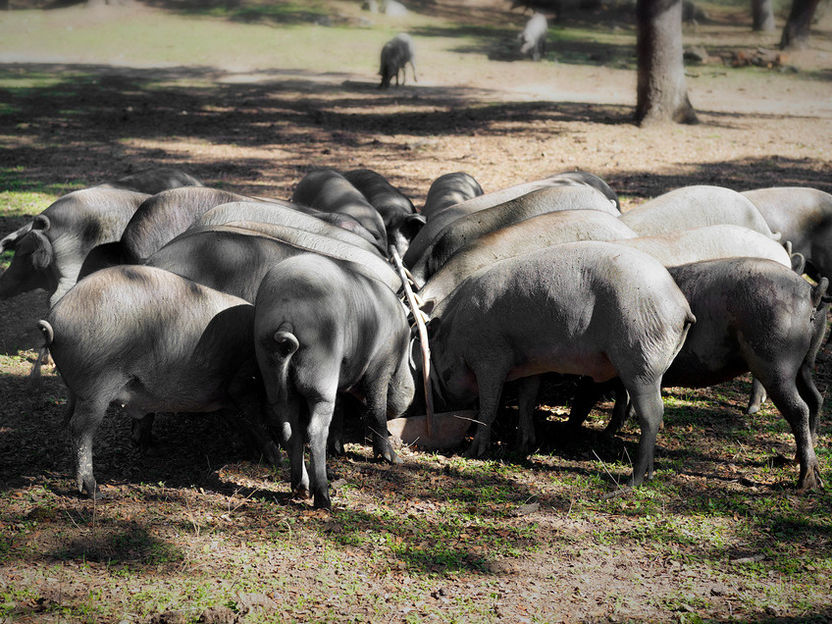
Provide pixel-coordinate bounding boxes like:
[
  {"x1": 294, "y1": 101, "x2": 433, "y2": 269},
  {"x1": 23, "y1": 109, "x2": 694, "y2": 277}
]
[
  {"x1": 519, "y1": 12, "x2": 547, "y2": 61},
  {"x1": 379, "y1": 33, "x2": 417, "y2": 88}
]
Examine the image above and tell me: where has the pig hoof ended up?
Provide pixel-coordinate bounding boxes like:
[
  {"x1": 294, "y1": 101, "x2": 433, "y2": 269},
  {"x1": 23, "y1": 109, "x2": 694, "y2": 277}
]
[
  {"x1": 374, "y1": 443, "x2": 400, "y2": 465},
  {"x1": 464, "y1": 440, "x2": 486, "y2": 459},
  {"x1": 745, "y1": 405, "x2": 760, "y2": 415},
  {"x1": 292, "y1": 486, "x2": 311, "y2": 500},
  {"x1": 313, "y1": 491, "x2": 332, "y2": 510},
  {"x1": 328, "y1": 439, "x2": 345, "y2": 457},
  {"x1": 77, "y1": 475, "x2": 98, "y2": 499}
]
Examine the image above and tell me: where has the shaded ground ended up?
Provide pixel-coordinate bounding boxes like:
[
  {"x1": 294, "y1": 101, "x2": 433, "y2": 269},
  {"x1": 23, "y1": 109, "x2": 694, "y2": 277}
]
[{"x1": 1, "y1": 1, "x2": 832, "y2": 622}]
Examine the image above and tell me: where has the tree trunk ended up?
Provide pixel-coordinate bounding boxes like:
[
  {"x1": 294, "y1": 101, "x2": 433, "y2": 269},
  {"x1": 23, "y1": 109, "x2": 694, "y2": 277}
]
[
  {"x1": 635, "y1": 0, "x2": 698, "y2": 126},
  {"x1": 0, "y1": 0, "x2": 9, "y2": 10},
  {"x1": 751, "y1": 0, "x2": 775, "y2": 31},
  {"x1": 780, "y1": 0, "x2": 821, "y2": 49}
]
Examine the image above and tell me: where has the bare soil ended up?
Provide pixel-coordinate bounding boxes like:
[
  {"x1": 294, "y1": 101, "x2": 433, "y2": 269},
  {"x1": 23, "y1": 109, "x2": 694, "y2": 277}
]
[{"x1": 1, "y1": 1, "x2": 832, "y2": 623}]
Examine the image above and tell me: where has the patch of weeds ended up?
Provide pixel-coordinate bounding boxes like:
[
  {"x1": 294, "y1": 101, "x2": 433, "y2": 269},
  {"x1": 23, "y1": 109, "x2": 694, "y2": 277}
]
[
  {"x1": 56, "y1": 523, "x2": 184, "y2": 566},
  {"x1": 326, "y1": 506, "x2": 537, "y2": 574}
]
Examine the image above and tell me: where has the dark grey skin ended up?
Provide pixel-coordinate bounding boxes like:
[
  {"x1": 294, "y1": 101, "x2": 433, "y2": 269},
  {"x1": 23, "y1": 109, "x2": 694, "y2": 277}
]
[
  {"x1": 0, "y1": 187, "x2": 148, "y2": 306},
  {"x1": 118, "y1": 187, "x2": 255, "y2": 263},
  {"x1": 379, "y1": 33, "x2": 417, "y2": 88},
  {"x1": 403, "y1": 171, "x2": 619, "y2": 272},
  {"x1": 742, "y1": 187, "x2": 832, "y2": 281},
  {"x1": 612, "y1": 224, "x2": 796, "y2": 415},
  {"x1": 567, "y1": 258, "x2": 828, "y2": 492},
  {"x1": 426, "y1": 241, "x2": 695, "y2": 486},
  {"x1": 78, "y1": 187, "x2": 255, "y2": 277},
  {"x1": 621, "y1": 185, "x2": 779, "y2": 239},
  {"x1": 196, "y1": 201, "x2": 383, "y2": 255},
  {"x1": 424, "y1": 224, "x2": 792, "y2": 436},
  {"x1": 147, "y1": 222, "x2": 402, "y2": 300},
  {"x1": 39, "y1": 265, "x2": 281, "y2": 498},
  {"x1": 420, "y1": 210, "x2": 638, "y2": 313},
  {"x1": 410, "y1": 185, "x2": 620, "y2": 284},
  {"x1": 292, "y1": 168, "x2": 388, "y2": 252},
  {"x1": 421, "y1": 172, "x2": 484, "y2": 221},
  {"x1": 343, "y1": 169, "x2": 425, "y2": 256},
  {"x1": 100, "y1": 167, "x2": 203, "y2": 195},
  {"x1": 613, "y1": 224, "x2": 792, "y2": 268},
  {"x1": 254, "y1": 254, "x2": 415, "y2": 509}
]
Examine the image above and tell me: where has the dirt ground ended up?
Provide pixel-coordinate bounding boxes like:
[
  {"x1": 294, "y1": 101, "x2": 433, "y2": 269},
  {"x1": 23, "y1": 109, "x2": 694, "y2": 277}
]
[{"x1": 1, "y1": 1, "x2": 832, "y2": 623}]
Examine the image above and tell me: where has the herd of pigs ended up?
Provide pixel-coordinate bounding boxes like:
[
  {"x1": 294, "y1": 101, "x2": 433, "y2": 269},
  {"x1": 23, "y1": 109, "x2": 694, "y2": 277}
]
[{"x1": 1, "y1": 166, "x2": 830, "y2": 509}]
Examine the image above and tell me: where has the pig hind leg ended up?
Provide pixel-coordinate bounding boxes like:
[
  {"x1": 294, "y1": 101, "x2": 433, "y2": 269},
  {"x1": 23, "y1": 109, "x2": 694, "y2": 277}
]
[
  {"x1": 763, "y1": 372, "x2": 822, "y2": 491},
  {"x1": 68, "y1": 393, "x2": 111, "y2": 498},
  {"x1": 796, "y1": 364, "x2": 822, "y2": 444},
  {"x1": 516, "y1": 375, "x2": 540, "y2": 452},
  {"x1": 623, "y1": 380, "x2": 664, "y2": 487},
  {"x1": 306, "y1": 397, "x2": 336, "y2": 509},
  {"x1": 466, "y1": 359, "x2": 511, "y2": 458},
  {"x1": 363, "y1": 372, "x2": 400, "y2": 465}
]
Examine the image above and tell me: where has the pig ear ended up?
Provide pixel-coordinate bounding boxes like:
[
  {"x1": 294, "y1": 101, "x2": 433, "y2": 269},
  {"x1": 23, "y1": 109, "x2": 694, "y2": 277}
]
[
  {"x1": 30, "y1": 231, "x2": 53, "y2": 270},
  {"x1": 790, "y1": 252, "x2": 806, "y2": 275},
  {"x1": 399, "y1": 213, "x2": 426, "y2": 242},
  {"x1": 33, "y1": 215, "x2": 51, "y2": 232},
  {"x1": 0, "y1": 222, "x2": 34, "y2": 252}
]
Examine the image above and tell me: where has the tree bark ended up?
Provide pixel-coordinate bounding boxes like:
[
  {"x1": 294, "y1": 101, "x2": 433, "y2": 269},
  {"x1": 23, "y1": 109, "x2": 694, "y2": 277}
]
[
  {"x1": 751, "y1": 0, "x2": 775, "y2": 31},
  {"x1": 780, "y1": 0, "x2": 821, "y2": 49},
  {"x1": 635, "y1": 0, "x2": 698, "y2": 126}
]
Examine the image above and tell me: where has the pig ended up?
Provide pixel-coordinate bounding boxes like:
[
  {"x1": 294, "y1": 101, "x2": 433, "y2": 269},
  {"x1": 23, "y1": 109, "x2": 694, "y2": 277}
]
[
  {"x1": 403, "y1": 170, "x2": 618, "y2": 271},
  {"x1": 419, "y1": 209, "x2": 638, "y2": 312},
  {"x1": 621, "y1": 185, "x2": 780, "y2": 240},
  {"x1": 101, "y1": 167, "x2": 203, "y2": 195},
  {"x1": 195, "y1": 201, "x2": 383, "y2": 255},
  {"x1": 146, "y1": 222, "x2": 402, "y2": 301},
  {"x1": 426, "y1": 241, "x2": 695, "y2": 486},
  {"x1": 519, "y1": 12, "x2": 548, "y2": 61},
  {"x1": 421, "y1": 172, "x2": 484, "y2": 221},
  {"x1": 39, "y1": 265, "x2": 282, "y2": 498},
  {"x1": 379, "y1": 33, "x2": 417, "y2": 88},
  {"x1": 343, "y1": 168, "x2": 425, "y2": 256},
  {"x1": 254, "y1": 254, "x2": 415, "y2": 508},
  {"x1": 409, "y1": 184, "x2": 620, "y2": 284},
  {"x1": 0, "y1": 187, "x2": 148, "y2": 306},
  {"x1": 568, "y1": 258, "x2": 828, "y2": 491},
  {"x1": 741, "y1": 187, "x2": 832, "y2": 281},
  {"x1": 292, "y1": 169, "x2": 388, "y2": 252}
]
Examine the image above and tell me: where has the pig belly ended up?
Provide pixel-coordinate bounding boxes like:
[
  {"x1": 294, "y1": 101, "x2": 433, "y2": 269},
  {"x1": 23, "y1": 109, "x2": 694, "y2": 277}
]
[{"x1": 506, "y1": 349, "x2": 618, "y2": 383}]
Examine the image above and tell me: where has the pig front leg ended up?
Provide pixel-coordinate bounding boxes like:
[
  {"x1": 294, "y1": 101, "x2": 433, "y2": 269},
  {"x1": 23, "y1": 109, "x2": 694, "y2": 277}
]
[{"x1": 746, "y1": 378, "x2": 767, "y2": 415}]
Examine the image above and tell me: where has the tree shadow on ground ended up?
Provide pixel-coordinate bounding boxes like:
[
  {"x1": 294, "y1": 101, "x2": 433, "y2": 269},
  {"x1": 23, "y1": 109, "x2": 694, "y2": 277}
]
[{"x1": 3, "y1": 62, "x2": 827, "y2": 201}]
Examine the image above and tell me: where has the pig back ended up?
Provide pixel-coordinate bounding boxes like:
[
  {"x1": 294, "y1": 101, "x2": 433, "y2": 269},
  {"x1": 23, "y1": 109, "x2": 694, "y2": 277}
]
[
  {"x1": 433, "y1": 241, "x2": 694, "y2": 383},
  {"x1": 621, "y1": 185, "x2": 777, "y2": 239}
]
